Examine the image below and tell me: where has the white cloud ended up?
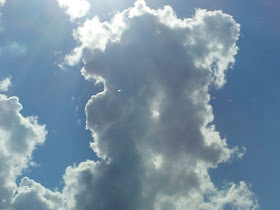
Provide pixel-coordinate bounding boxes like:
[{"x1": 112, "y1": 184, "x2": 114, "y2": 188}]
[
  {"x1": 0, "y1": 76, "x2": 11, "y2": 92},
  {"x1": 0, "y1": 1, "x2": 258, "y2": 209},
  {"x1": 0, "y1": 94, "x2": 47, "y2": 209},
  {"x1": 58, "y1": 0, "x2": 90, "y2": 21},
  {"x1": 11, "y1": 177, "x2": 64, "y2": 210},
  {"x1": 0, "y1": 0, "x2": 5, "y2": 7},
  {"x1": 59, "y1": 0, "x2": 258, "y2": 209}
]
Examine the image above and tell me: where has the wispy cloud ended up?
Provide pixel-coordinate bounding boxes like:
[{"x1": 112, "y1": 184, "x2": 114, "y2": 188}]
[
  {"x1": 0, "y1": 76, "x2": 11, "y2": 92},
  {"x1": 0, "y1": 42, "x2": 27, "y2": 56}
]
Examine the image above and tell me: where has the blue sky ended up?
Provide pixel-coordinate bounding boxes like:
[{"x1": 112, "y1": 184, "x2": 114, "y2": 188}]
[{"x1": 0, "y1": 0, "x2": 279, "y2": 209}]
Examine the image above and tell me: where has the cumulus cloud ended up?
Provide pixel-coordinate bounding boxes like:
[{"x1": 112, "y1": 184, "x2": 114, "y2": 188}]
[
  {"x1": 0, "y1": 1, "x2": 258, "y2": 209},
  {"x1": 0, "y1": 94, "x2": 47, "y2": 209},
  {"x1": 58, "y1": 0, "x2": 90, "y2": 21},
  {"x1": 0, "y1": 76, "x2": 11, "y2": 92},
  {"x1": 59, "y1": 0, "x2": 258, "y2": 209},
  {"x1": 11, "y1": 177, "x2": 64, "y2": 210}
]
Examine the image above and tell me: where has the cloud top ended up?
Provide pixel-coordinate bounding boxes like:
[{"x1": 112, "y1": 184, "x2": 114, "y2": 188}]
[
  {"x1": 58, "y1": 0, "x2": 90, "y2": 21},
  {"x1": 0, "y1": 76, "x2": 11, "y2": 92}
]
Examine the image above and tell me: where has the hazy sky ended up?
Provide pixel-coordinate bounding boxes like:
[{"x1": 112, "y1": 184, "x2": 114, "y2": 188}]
[{"x1": 0, "y1": 0, "x2": 279, "y2": 209}]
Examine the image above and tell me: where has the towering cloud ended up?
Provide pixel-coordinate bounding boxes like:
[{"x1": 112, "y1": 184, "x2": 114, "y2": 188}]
[
  {"x1": 0, "y1": 0, "x2": 258, "y2": 209},
  {"x1": 0, "y1": 94, "x2": 47, "y2": 209},
  {"x1": 60, "y1": 0, "x2": 258, "y2": 209}
]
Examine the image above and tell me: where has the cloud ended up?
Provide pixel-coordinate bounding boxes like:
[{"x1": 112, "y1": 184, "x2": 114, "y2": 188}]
[
  {"x1": 0, "y1": 1, "x2": 258, "y2": 209},
  {"x1": 0, "y1": 42, "x2": 26, "y2": 56},
  {"x1": 57, "y1": 0, "x2": 90, "y2": 21},
  {"x1": 11, "y1": 177, "x2": 64, "y2": 210},
  {"x1": 0, "y1": 76, "x2": 11, "y2": 92},
  {"x1": 59, "y1": 0, "x2": 258, "y2": 209},
  {"x1": 0, "y1": 0, "x2": 5, "y2": 7},
  {"x1": 0, "y1": 94, "x2": 47, "y2": 209}
]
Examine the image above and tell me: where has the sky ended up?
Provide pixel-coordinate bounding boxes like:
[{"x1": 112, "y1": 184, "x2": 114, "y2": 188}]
[{"x1": 0, "y1": 0, "x2": 279, "y2": 209}]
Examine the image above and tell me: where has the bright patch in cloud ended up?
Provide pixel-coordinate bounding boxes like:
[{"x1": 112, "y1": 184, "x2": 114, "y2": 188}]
[
  {"x1": 58, "y1": 0, "x2": 90, "y2": 21},
  {"x1": 0, "y1": 0, "x2": 5, "y2": 7},
  {"x1": 0, "y1": 76, "x2": 11, "y2": 92}
]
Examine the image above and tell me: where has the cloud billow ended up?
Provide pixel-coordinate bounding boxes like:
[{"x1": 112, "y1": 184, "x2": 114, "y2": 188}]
[
  {"x1": 0, "y1": 94, "x2": 47, "y2": 209},
  {"x1": 60, "y1": 1, "x2": 258, "y2": 209},
  {"x1": 58, "y1": 0, "x2": 90, "y2": 21},
  {"x1": 0, "y1": 76, "x2": 11, "y2": 92},
  {"x1": 0, "y1": 0, "x2": 258, "y2": 209}
]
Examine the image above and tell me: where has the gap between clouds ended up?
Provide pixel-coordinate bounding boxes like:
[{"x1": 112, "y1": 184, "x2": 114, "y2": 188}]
[{"x1": 0, "y1": 0, "x2": 259, "y2": 209}]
